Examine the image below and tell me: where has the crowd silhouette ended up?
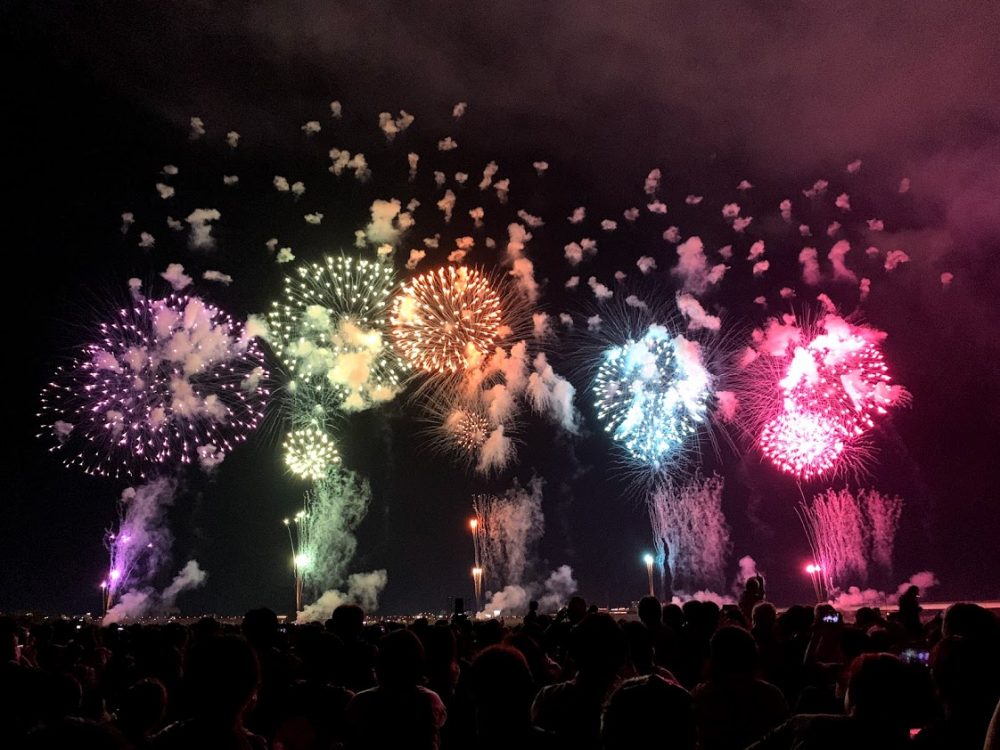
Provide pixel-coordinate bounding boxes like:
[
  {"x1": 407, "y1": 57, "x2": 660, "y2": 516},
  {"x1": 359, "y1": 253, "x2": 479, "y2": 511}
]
[{"x1": 2, "y1": 587, "x2": 999, "y2": 749}]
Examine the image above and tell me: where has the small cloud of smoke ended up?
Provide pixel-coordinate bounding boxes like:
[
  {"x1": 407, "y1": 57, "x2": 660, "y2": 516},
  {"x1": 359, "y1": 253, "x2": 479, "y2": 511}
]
[
  {"x1": 156, "y1": 183, "x2": 174, "y2": 200},
  {"x1": 532, "y1": 312, "x2": 551, "y2": 339},
  {"x1": 637, "y1": 256, "x2": 657, "y2": 274},
  {"x1": 568, "y1": 206, "x2": 586, "y2": 224},
  {"x1": 799, "y1": 247, "x2": 821, "y2": 285},
  {"x1": 716, "y1": 391, "x2": 738, "y2": 422},
  {"x1": 378, "y1": 110, "x2": 414, "y2": 141},
  {"x1": 304, "y1": 212, "x2": 324, "y2": 225},
  {"x1": 438, "y1": 136, "x2": 458, "y2": 151},
  {"x1": 587, "y1": 276, "x2": 613, "y2": 301},
  {"x1": 517, "y1": 210, "x2": 544, "y2": 228},
  {"x1": 405, "y1": 249, "x2": 426, "y2": 270},
  {"x1": 189, "y1": 116, "x2": 205, "y2": 139},
  {"x1": 121, "y1": 212, "x2": 134, "y2": 234},
  {"x1": 329, "y1": 100, "x2": 342, "y2": 118},
  {"x1": 884, "y1": 249, "x2": 910, "y2": 271},
  {"x1": 526, "y1": 353, "x2": 579, "y2": 432},
  {"x1": 203, "y1": 270, "x2": 232, "y2": 285},
  {"x1": 533, "y1": 161, "x2": 549, "y2": 175},
  {"x1": 301, "y1": 120, "x2": 321, "y2": 136},
  {"x1": 138, "y1": 232, "x2": 155, "y2": 249},
  {"x1": 828, "y1": 240, "x2": 856, "y2": 281},
  {"x1": 477, "y1": 424, "x2": 515, "y2": 475},
  {"x1": 452, "y1": 101, "x2": 467, "y2": 118},
  {"x1": 185, "y1": 209, "x2": 221, "y2": 250},
  {"x1": 161, "y1": 263, "x2": 192, "y2": 290},
  {"x1": 676, "y1": 293, "x2": 721, "y2": 331},
  {"x1": 366, "y1": 199, "x2": 410, "y2": 244},
  {"x1": 644, "y1": 168, "x2": 661, "y2": 195},
  {"x1": 277, "y1": 247, "x2": 295, "y2": 263},
  {"x1": 437, "y1": 190, "x2": 456, "y2": 222},
  {"x1": 298, "y1": 569, "x2": 389, "y2": 622},
  {"x1": 479, "y1": 161, "x2": 499, "y2": 191},
  {"x1": 328, "y1": 148, "x2": 370, "y2": 180},
  {"x1": 226, "y1": 130, "x2": 240, "y2": 147}
]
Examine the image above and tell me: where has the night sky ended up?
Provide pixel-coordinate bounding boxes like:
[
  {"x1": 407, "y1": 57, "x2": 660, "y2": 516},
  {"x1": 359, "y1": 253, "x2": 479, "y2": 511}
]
[{"x1": 4, "y1": 1, "x2": 1000, "y2": 617}]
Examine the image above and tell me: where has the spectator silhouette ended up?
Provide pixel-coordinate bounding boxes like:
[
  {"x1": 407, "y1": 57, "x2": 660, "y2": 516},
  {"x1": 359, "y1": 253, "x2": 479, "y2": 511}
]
[
  {"x1": 747, "y1": 652, "x2": 914, "y2": 749},
  {"x1": 531, "y1": 613, "x2": 627, "y2": 748},
  {"x1": 153, "y1": 634, "x2": 265, "y2": 750},
  {"x1": 621, "y1": 621, "x2": 677, "y2": 683},
  {"x1": 346, "y1": 628, "x2": 446, "y2": 750},
  {"x1": 897, "y1": 585, "x2": 923, "y2": 639},
  {"x1": 470, "y1": 645, "x2": 550, "y2": 749},
  {"x1": 602, "y1": 674, "x2": 694, "y2": 750},
  {"x1": 912, "y1": 635, "x2": 1000, "y2": 749},
  {"x1": 693, "y1": 626, "x2": 787, "y2": 750},
  {"x1": 739, "y1": 575, "x2": 766, "y2": 622},
  {"x1": 115, "y1": 677, "x2": 166, "y2": 748},
  {"x1": 638, "y1": 595, "x2": 676, "y2": 670},
  {"x1": 327, "y1": 604, "x2": 377, "y2": 692}
]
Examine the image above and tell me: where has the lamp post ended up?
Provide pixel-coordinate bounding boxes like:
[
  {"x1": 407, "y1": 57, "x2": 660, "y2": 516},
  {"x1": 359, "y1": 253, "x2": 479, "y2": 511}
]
[{"x1": 643, "y1": 553, "x2": 655, "y2": 598}]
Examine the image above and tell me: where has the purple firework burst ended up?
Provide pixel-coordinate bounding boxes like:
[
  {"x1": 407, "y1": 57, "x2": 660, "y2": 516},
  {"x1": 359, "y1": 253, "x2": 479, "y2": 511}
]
[{"x1": 39, "y1": 292, "x2": 270, "y2": 480}]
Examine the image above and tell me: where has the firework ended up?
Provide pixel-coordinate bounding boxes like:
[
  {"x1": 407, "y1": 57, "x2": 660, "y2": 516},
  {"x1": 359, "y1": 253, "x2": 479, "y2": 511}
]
[
  {"x1": 471, "y1": 479, "x2": 544, "y2": 592},
  {"x1": 647, "y1": 473, "x2": 731, "y2": 592},
  {"x1": 797, "y1": 488, "x2": 870, "y2": 595},
  {"x1": 797, "y1": 487, "x2": 904, "y2": 597},
  {"x1": 283, "y1": 424, "x2": 341, "y2": 481},
  {"x1": 39, "y1": 292, "x2": 269, "y2": 481},
  {"x1": 390, "y1": 266, "x2": 506, "y2": 374},
  {"x1": 593, "y1": 324, "x2": 711, "y2": 470},
  {"x1": 102, "y1": 479, "x2": 176, "y2": 611},
  {"x1": 737, "y1": 313, "x2": 910, "y2": 480},
  {"x1": 268, "y1": 255, "x2": 405, "y2": 411},
  {"x1": 296, "y1": 470, "x2": 372, "y2": 602}
]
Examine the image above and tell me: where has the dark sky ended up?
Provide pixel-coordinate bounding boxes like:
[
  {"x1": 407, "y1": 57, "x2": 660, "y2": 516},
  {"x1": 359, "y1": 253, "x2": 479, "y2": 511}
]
[{"x1": 3, "y1": 1, "x2": 1000, "y2": 617}]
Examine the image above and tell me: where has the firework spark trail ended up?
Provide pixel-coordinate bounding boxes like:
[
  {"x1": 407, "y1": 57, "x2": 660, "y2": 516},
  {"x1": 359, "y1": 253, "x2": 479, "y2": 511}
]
[
  {"x1": 104, "y1": 478, "x2": 177, "y2": 607},
  {"x1": 647, "y1": 473, "x2": 731, "y2": 592},
  {"x1": 101, "y1": 479, "x2": 208, "y2": 622},
  {"x1": 104, "y1": 559, "x2": 207, "y2": 623},
  {"x1": 863, "y1": 489, "x2": 903, "y2": 574},
  {"x1": 472, "y1": 476, "x2": 544, "y2": 593},
  {"x1": 298, "y1": 470, "x2": 371, "y2": 597},
  {"x1": 268, "y1": 255, "x2": 405, "y2": 412},
  {"x1": 797, "y1": 488, "x2": 871, "y2": 593},
  {"x1": 737, "y1": 313, "x2": 910, "y2": 479},
  {"x1": 39, "y1": 291, "x2": 269, "y2": 481}
]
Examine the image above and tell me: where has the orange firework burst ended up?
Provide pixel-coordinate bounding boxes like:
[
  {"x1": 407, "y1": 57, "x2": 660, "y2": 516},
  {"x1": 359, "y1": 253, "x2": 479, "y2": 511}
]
[{"x1": 390, "y1": 266, "x2": 504, "y2": 374}]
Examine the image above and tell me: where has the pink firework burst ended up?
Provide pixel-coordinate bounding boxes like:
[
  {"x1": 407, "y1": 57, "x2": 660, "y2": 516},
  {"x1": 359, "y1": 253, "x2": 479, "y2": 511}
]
[
  {"x1": 39, "y1": 292, "x2": 270, "y2": 480},
  {"x1": 737, "y1": 313, "x2": 909, "y2": 480}
]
